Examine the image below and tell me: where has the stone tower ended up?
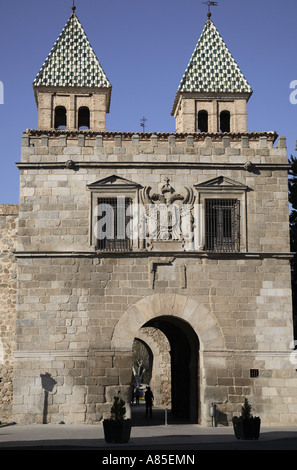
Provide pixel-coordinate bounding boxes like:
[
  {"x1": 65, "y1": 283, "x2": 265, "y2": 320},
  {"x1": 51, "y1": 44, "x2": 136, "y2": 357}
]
[
  {"x1": 33, "y1": 6, "x2": 112, "y2": 131},
  {"x1": 172, "y1": 17, "x2": 252, "y2": 134},
  {"x1": 9, "y1": 7, "x2": 297, "y2": 426}
]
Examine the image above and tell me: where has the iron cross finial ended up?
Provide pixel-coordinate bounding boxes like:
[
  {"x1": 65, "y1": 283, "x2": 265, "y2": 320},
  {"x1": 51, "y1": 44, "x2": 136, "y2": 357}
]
[
  {"x1": 140, "y1": 116, "x2": 148, "y2": 133},
  {"x1": 202, "y1": 1, "x2": 218, "y2": 18}
]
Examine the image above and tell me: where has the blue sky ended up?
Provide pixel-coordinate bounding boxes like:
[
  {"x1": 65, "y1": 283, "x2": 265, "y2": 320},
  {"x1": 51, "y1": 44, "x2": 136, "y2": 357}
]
[{"x1": 0, "y1": 0, "x2": 296, "y2": 204}]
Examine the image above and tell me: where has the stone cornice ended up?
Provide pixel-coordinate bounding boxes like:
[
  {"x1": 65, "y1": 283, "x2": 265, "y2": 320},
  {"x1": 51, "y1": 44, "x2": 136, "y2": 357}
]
[
  {"x1": 16, "y1": 161, "x2": 291, "y2": 171},
  {"x1": 24, "y1": 129, "x2": 278, "y2": 143},
  {"x1": 14, "y1": 349, "x2": 293, "y2": 359},
  {"x1": 14, "y1": 251, "x2": 295, "y2": 259}
]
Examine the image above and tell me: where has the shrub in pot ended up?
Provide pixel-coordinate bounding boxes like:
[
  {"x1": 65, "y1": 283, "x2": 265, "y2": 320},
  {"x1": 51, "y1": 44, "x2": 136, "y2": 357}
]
[
  {"x1": 103, "y1": 391, "x2": 132, "y2": 443},
  {"x1": 232, "y1": 398, "x2": 261, "y2": 440}
]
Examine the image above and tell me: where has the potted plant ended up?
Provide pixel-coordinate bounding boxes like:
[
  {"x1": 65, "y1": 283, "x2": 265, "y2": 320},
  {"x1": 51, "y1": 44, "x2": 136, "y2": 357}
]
[
  {"x1": 232, "y1": 398, "x2": 261, "y2": 440},
  {"x1": 103, "y1": 391, "x2": 132, "y2": 443}
]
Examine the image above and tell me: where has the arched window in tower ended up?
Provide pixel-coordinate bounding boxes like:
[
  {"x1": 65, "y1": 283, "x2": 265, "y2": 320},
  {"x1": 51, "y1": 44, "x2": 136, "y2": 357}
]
[
  {"x1": 54, "y1": 106, "x2": 67, "y2": 129},
  {"x1": 220, "y1": 111, "x2": 231, "y2": 133},
  {"x1": 78, "y1": 107, "x2": 90, "y2": 129},
  {"x1": 197, "y1": 110, "x2": 208, "y2": 133}
]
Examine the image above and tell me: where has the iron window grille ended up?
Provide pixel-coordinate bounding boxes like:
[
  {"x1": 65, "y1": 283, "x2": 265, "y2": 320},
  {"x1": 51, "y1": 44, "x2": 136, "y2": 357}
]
[
  {"x1": 96, "y1": 197, "x2": 132, "y2": 252},
  {"x1": 205, "y1": 198, "x2": 240, "y2": 252},
  {"x1": 250, "y1": 369, "x2": 259, "y2": 378}
]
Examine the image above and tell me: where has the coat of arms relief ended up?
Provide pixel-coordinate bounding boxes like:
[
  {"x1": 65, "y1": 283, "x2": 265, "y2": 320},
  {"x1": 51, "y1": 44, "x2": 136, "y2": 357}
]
[{"x1": 139, "y1": 178, "x2": 196, "y2": 250}]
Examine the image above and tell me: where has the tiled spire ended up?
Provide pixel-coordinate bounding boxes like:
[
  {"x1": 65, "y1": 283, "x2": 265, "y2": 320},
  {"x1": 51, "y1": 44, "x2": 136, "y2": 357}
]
[
  {"x1": 176, "y1": 19, "x2": 252, "y2": 96},
  {"x1": 33, "y1": 11, "x2": 111, "y2": 89}
]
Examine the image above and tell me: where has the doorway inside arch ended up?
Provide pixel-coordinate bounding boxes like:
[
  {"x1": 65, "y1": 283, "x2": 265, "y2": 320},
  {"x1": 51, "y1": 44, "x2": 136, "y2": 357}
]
[{"x1": 132, "y1": 316, "x2": 200, "y2": 423}]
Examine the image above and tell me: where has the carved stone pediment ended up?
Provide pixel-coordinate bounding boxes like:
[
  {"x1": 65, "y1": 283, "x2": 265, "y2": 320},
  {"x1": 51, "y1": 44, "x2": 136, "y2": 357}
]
[
  {"x1": 87, "y1": 175, "x2": 142, "y2": 191},
  {"x1": 194, "y1": 176, "x2": 248, "y2": 191}
]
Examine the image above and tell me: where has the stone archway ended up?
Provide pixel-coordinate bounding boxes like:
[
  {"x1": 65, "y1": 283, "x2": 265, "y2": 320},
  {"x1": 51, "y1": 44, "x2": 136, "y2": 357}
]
[
  {"x1": 112, "y1": 294, "x2": 225, "y2": 423},
  {"x1": 135, "y1": 327, "x2": 171, "y2": 407},
  {"x1": 112, "y1": 293, "x2": 224, "y2": 352},
  {"x1": 142, "y1": 315, "x2": 199, "y2": 421}
]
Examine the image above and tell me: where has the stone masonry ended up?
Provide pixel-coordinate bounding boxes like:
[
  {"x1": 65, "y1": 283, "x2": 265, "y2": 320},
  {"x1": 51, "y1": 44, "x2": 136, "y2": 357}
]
[
  {"x1": 0, "y1": 205, "x2": 18, "y2": 422},
  {"x1": 1, "y1": 8, "x2": 296, "y2": 427},
  {"x1": 11, "y1": 130, "x2": 296, "y2": 425}
]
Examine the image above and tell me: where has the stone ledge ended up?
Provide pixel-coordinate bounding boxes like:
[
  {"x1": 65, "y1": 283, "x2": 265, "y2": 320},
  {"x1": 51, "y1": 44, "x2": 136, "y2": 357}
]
[
  {"x1": 24, "y1": 129, "x2": 278, "y2": 141},
  {"x1": 16, "y1": 161, "x2": 291, "y2": 170},
  {"x1": 14, "y1": 251, "x2": 295, "y2": 259},
  {"x1": 13, "y1": 349, "x2": 121, "y2": 360},
  {"x1": 203, "y1": 350, "x2": 293, "y2": 357},
  {"x1": 14, "y1": 350, "x2": 89, "y2": 360}
]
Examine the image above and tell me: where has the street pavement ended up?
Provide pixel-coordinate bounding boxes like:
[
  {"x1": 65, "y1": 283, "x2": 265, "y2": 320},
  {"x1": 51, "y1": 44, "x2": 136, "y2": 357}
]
[{"x1": 0, "y1": 406, "x2": 296, "y2": 451}]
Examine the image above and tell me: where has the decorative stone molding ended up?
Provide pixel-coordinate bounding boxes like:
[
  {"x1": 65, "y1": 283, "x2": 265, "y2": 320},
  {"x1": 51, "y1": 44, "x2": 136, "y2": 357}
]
[
  {"x1": 65, "y1": 159, "x2": 76, "y2": 169},
  {"x1": 243, "y1": 161, "x2": 254, "y2": 171},
  {"x1": 111, "y1": 293, "x2": 224, "y2": 352}
]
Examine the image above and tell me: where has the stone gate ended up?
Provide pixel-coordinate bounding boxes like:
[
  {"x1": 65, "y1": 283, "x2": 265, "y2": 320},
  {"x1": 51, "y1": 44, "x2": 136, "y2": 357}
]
[{"x1": 0, "y1": 6, "x2": 296, "y2": 426}]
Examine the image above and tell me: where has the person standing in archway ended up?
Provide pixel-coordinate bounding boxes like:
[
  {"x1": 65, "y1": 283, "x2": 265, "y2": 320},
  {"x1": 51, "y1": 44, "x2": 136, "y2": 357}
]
[
  {"x1": 145, "y1": 386, "x2": 154, "y2": 418},
  {"x1": 135, "y1": 388, "x2": 140, "y2": 405}
]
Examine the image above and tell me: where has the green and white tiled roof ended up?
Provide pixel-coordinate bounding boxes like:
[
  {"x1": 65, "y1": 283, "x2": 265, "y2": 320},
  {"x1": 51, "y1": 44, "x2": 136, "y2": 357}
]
[
  {"x1": 177, "y1": 19, "x2": 252, "y2": 95},
  {"x1": 33, "y1": 12, "x2": 111, "y2": 89}
]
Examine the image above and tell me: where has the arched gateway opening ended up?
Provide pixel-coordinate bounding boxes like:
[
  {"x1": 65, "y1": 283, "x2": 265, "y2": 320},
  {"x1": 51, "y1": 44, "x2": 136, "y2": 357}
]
[
  {"x1": 139, "y1": 316, "x2": 199, "y2": 422},
  {"x1": 112, "y1": 294, "x2": 224, "y2": 425}
]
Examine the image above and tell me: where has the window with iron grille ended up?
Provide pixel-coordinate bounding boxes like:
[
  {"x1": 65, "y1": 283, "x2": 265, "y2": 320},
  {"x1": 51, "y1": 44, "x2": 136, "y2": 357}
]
[
  {"x1": 96, "y1": 197, "x2": 132, "y2": 252},
  {"x1": 250, "y1": 369, "x2": 259, "y2": 378},
  {"x1": 205, "y1": 199, "x2": 240, "y2": 252}
]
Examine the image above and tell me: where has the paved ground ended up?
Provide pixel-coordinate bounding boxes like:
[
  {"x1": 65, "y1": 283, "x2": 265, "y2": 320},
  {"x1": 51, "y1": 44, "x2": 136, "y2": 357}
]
[{"x1": 0, "y1": 406, "x2": 296, "y2": 451}]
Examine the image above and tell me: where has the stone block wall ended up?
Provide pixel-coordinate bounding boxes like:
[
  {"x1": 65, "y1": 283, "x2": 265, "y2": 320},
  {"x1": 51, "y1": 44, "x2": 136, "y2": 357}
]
[
  {"x1": 20, "y1": 130, "x2": 286, "y2": 165},
  {"x1": 18, "y1": 131, "x2": 290, "y2": 254},
  {"x1": 0, "y1": 205, "x2": 18, "y2": 422},
  {"x1": 35, "y1": 86, "x2": 110, "y2": 131},
  {"x1": 13, "y1": 254, "x2": 295, "y2": 425},
  {"x1": 173, "y1": 94, "x2": 248, "y2": 133},
  {"x1": 12, "y1": 130, "x2": 296, "y2": 426}
]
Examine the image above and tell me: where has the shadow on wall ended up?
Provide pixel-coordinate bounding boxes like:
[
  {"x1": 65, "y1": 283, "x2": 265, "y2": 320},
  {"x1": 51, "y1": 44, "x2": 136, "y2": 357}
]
[{"x1": 40, "y1": 373, "x2": 57, "y2": 424}]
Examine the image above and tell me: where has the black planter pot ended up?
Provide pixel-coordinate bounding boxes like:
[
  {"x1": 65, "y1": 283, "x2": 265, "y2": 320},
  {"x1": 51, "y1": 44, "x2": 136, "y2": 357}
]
[
  {"x1": 103, "y1": 419, "x2": 132, "y2": 443},
  {"x1": 232, "y1": 416, "x2": 261, "y2": 440}
]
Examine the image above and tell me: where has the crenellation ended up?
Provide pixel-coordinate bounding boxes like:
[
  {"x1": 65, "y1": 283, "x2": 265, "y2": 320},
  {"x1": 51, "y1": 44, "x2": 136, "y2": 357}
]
[
  {"x1": 59, "y1": 135, "x2": 67, "y2": 147},
  {"x1": 41, "y1": 135, "x2": 48, "y2": 147},
  {"x1": 77, "y1": 134, "x2": 85, "y2": 147},
  {"x1": 21, "y1": 131, "x2": 287, "y2": 167}
]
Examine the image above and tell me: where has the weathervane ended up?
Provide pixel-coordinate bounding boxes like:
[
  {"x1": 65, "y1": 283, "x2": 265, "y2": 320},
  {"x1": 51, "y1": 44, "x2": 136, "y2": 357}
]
[
  {"x1": 202, "y1": 1, "x2": 218, "y2": 18},
  {"x1": 72, "y1": 0, "x2": 76, "y2": 13}
]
